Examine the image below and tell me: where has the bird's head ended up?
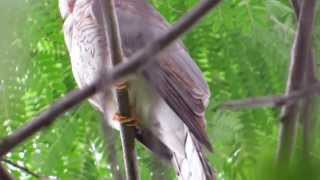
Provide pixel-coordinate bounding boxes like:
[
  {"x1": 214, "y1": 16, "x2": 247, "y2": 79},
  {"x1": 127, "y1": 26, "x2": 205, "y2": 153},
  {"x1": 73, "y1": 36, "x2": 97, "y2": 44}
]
[{"x1": 59, "y1": 0, "x2": 76, "y2": 19}]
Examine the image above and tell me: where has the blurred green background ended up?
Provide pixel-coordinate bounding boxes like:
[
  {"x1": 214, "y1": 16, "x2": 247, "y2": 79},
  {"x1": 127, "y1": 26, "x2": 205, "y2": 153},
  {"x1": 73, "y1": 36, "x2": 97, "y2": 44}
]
[{"x1": 0, "y1": 0, "x2": 320, "y2": 179}]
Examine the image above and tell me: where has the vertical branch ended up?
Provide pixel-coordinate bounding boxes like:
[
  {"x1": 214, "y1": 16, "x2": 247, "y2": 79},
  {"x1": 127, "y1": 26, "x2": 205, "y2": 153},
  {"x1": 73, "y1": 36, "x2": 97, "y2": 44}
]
[
  {"x1": 115, "y1": 90, "x2": 139, "y2": 180},
  {"x1": 299, "y1": 50, "x2": 317, "y2": 160},
  {"x1": 99, "y1": 0, "x2": 139, "y2": 180},
  {"x1": 101, "y1": 120, "x2": 124, "y2": 180},
  {"x1": 0, "y1": 164, "x2": 13, "y2": 180},
  {"x1": 291, "y1": 0, "x2": 301, "y2": 18},
  {"x1": 291, "y1": 0, "x2": 318, "y2": 160},
  {"x1": 277, "y1": 0, "x2": 316, "y2": 165}
]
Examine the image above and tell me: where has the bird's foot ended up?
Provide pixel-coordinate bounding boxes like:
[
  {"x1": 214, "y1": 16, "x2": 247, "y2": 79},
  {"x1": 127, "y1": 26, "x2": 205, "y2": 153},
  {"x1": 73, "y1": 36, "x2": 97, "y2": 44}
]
[
  {"x1": 113, "y1": 113, "x2": 138, "y2": 127},
  {"x1": 114, "y1": 81, "x2": 128, "y2": 90}
]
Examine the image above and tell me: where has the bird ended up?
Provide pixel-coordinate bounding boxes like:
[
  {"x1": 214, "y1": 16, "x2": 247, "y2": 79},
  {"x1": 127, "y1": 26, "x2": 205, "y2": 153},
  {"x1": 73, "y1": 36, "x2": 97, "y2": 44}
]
[{"x1": 59, "y1": 0, "x2": 214, "y2": 179}]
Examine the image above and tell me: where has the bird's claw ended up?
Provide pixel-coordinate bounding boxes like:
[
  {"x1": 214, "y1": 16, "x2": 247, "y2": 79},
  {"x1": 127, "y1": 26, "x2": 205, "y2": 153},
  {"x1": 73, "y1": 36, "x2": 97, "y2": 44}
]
[
  {"x1": 114, "y1": 82, "x2": 128, "y2": 90},
  {"x1": 113, "y1": 113, "x2": 138, "y2": 126}
]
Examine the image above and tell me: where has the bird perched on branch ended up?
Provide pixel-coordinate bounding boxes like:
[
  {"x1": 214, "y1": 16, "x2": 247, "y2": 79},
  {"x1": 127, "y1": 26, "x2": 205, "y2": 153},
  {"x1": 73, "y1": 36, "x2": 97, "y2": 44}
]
[{"x1": 59, "y1": 0, "x2": 214, "y2": 179}]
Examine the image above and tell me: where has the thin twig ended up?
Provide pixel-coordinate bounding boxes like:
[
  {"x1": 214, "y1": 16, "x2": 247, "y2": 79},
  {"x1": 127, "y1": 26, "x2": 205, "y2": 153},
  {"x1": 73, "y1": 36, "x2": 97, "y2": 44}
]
[
  {"x1": 0, "y1": 163, "x2": 13, "y2": 180},
  {"x1": 277, "y1": 0, "x2": 317, "y2": 165},
  {"x1": 1, "y1": 159, "x2": 40, "y2": 178},
  {"x1": 99, "y1": 0, "x2": 139, "y2": 179},
  {"x1": 0, "y1": 0, "x2": 221, "y2": 157},
  {"x1": 222, "y1": 81, "x2": 320, "y2": 110}
]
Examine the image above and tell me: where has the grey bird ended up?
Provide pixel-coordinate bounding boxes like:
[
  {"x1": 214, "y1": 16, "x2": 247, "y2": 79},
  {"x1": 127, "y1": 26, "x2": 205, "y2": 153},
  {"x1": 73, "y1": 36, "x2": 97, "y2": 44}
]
[{"x1": 59, "y1": 0, "x2": 214, "y2": 179}]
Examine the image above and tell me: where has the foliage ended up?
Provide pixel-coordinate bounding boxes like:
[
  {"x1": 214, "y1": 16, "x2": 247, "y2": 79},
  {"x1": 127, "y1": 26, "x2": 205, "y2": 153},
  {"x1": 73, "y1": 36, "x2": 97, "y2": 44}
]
[{"x1": 0, "y1": 0, "x2": 319, "y2": 179}]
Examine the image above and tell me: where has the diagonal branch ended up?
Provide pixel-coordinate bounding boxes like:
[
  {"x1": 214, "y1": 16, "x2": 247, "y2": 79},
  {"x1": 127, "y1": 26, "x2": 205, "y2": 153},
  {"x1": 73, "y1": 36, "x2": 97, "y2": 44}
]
[
  {"x1": 277, "y1": 0, "x2": 317, "y2": 165},
  {"x1": 0, "y1": 85, "x2": 97, "y2": 157},
  {"x1": 0, "y1": 163, "x2": 13, "y2": 180},
  {"x1": 1, "y1": 159, "x2": 40, "y2": 178},
  {"x1": 0, "y1": 0, "x2": 222, "y2": 158},
  {"x1": 99, "y1": 0, "x2": 139, "y2": 179}
]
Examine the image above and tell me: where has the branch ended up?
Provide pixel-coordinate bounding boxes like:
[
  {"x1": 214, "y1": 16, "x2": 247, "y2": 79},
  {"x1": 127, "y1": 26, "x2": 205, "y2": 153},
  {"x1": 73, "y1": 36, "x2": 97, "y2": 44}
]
[
  {"x1": 277, "y1": 0, "x2": 317, "y2": 165},
  {"x1": 299, "y1": 50, "x2": 317, "y2": 161},
  {"x1": 0, "y1": 85, "x2": 97, "y2": 156},
  {"x1": 101, "y1": 120, "x2": 123, "y2": 180},
  {"x1": 99, "y1": 0, "x2": 139, "y2": 179},
  {"x1": 0, "y1": 163, "x2": 13, "y2": 180},
  {"x1": 1, "y1": 159, "x2": 40, "y2": 178},
  {"x1": 221, "y1": 81, "x2": 320, "y2": 110},
  {"x1": 291, "y1": 0, "x2": 318, "y2": 161},
  {"x1": 0, "y1": 0, "x2": 222, "y2": 158},
  {"x1": 291, "y1": 0, "x2": 301, "y2": 19}
]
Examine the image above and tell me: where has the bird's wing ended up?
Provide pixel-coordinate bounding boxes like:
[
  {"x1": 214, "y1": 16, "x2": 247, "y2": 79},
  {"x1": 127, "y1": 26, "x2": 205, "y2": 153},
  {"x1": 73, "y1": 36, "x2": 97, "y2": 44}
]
[
  {"x1": 142, "y1": 44, "x2": 212, "y2": 150},
  {"x1": 62, "y1": 0, "x2": 176, "y2": 159},
  {"x1": 114, "y1": 4, "x2": 212, "y2": 150},
  {"x1": 78, "y1": 0, "x2": 211, "y2": 150}
]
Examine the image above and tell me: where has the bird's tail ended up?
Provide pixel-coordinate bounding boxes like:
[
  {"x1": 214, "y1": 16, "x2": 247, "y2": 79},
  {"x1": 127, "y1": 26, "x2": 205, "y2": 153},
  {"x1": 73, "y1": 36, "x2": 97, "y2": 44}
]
[{"x1": 171, "y1": 132, "x2": 215, "y2": 180}]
